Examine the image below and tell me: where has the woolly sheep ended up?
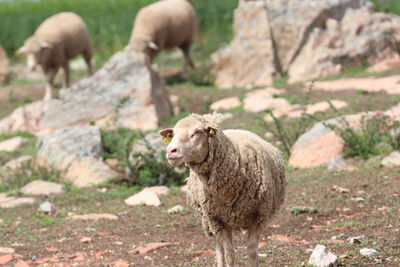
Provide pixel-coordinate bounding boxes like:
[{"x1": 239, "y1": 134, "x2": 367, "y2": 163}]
[
  {"x1": 17, "y1": 12, "x2": 92, "y2": 100},
  {"x1": 129, "y1": 0, "x2": 197, "y2": 71},
  {"x1": 159, "y1": 113, "x2": 286, "y2": 267}
]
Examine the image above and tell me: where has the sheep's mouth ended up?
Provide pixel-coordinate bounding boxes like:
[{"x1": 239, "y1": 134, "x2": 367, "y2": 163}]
[{"x1": 167, "y1": 156, "x2": 184, "y2": 166}]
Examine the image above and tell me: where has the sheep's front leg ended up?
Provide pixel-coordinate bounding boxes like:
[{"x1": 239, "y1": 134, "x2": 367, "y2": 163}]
[
  {"x1": 247, "y1": 224, "x2": 259, "y2": 267},
  {"x1": 217, "y1": 228, "x2": 234, "y2": 267},
  {"x1": 43, "y1": 68, "x2": 58, "y2": 101},
  {"x1": 215, "y1": 239, "x2": 225, "y2": 267}
]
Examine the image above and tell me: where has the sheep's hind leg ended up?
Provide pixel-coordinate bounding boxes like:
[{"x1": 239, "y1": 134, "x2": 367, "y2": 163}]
[
  {"x1": 215, "y1": 239, "x2": 225, "y2": 267},
  {"x1": 247, "y1": 224, "x2": 259, "y2": 267},
  {"x1": 83, "y1": 49, "x2": 92, "y2": 76},
  {"x1": 218, "y1": 228, "x2": 234, "y2": 267},
  {"x1": 179, "y1": 42, "x2": 194, "y2": 72}
]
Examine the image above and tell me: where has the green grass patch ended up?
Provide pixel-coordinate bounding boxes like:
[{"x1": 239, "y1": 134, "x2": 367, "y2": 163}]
[{"x1": 0, "y1": 0, "x2": 236, "y2": 67}]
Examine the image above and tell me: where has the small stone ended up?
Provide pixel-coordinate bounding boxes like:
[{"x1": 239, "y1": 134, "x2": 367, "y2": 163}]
[
  {"x1": 210, "y1": 97, "x2": 241, "y2": 111},
  {"x1": 14, "y1": 260, "x2": 30, "y2": 267},
  {"x1": 264, "y1": 132, "x2": 274, "y2": 139},
  {"x1": 0, "y1": 193, "x2": 35, "y2": 208},
  {"x1": 80, "y1": 237, "x2": 92, "y2": 243},
  {"x1": 20, "y1": 180, "x2": 64, "y2": 196},
  {"x1": 350, "y1": 197, "x2": 365, "y2": 202},
  {"x1": 125, "y1": 190, "x2": 161, "y2": 207},
  {"x1": 97, "y1": 188, "x2": 107, "y2": 193},
  {"x1": 0, "y1": 255, "x2": 13, "y2": 264},
  {"x1": 142, "y1": 186, "x2": 170, "y2": 196},
  {"x1": 0, "y1": 247, "x2": 15, "y2": 254},
  {"x1": 306, "y1": 248, "x2": 314, "y2": 254},
  {"x1": 167, "y1": 205, "x2": 184, "y2": 214},
  {"x1": 381, "y1": 151, "x2": 400, "y2": 167},
  {"x1": 2, "y1": 156, "x2": 32, "y2": 171},
  {"x1": 308, "y1": 245, "x2": 338, "y2": 267},
  {"x1": 360, "y1": 248, "x2": 378, "y2": 257},
  {"x1": 0, "y1": 219, "x2": 3, "y2": 224},
  {"x1": 291, "y1": 206, "x2": 318, "y2": 214},
  {"x1": 68, "y1": 214, "x2": 118, "y2": 221},
  {"x1": 331, "y1": 234, "x2": 345, "y2": 240},
  {"x1": 38, "y1": 201, "x2": 57, "y2": 214},
  {"x1": 112, "y1": 259, "x2": 129, "y2": 267},
  {"x1": 0, "y1": 137, "x2": 27, "y2": 152},
  {"x1": 332, "y1": 185, "x2": 350, "y2": 193},
  {"x1": 347, "y1": 235, "x2": 365, "y2": 244},
  {"x1": 327, "y1": 155, "x2": 347, "y2": 170}
]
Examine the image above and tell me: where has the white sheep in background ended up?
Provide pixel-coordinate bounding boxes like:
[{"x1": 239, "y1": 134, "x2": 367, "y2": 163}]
[
  {"x1": 17, "y1": 12, "x2": 92, "y2": 100},
  {"x1": 159, "y1": 113, "x2": 286, "y2": 267},
  {"x1": 129, "y1": 0, "x2": 198, "y2": 71}
]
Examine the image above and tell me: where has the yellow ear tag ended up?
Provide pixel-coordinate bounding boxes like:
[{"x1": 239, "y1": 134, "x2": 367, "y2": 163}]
[
  {"x1": 209, "y1": 128, "x2": 215, "y2": 135},
  {"x1": 162, "y1": 133, "x2": 173, "y2": 144}
]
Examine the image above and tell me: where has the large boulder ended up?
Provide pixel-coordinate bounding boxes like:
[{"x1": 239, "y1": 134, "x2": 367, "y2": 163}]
[
  {"x1": 289, "y1": 103, "x2": 400, "y2": 168},
  {"x1": 36, "y1": 126, "x2": 117, "y2": 187},
  {"x1": 0, "y1": 44, "x2": 9, "y2": 82},
  {"x1": 212, "y1": 0, "x2": 276, "y2": 88},
  {"x1": 213, "y1": 0, "x2": 400, "y2": 88},
  {"x1": 0, "y1": 48, "x2": 171, "y2": 135}
]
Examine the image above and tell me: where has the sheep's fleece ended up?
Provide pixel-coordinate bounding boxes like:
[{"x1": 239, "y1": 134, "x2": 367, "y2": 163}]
[{"x1": 168, "y1": 113, "x2": 286, "y2": 236}]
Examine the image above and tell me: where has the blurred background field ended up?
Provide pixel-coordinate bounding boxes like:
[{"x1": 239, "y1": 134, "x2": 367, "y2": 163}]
[{"x1": 0, "y1": 0, "x2": 236, "y2": 67}]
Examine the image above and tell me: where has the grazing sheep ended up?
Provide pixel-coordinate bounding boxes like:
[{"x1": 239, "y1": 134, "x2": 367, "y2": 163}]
[
  {"x1": 129, "y1": 0, "x2": 198, "y2": 71},
  {"x1": 159, "y1": 113, "x2": 286, "y2": 267},
  {"x1": 17, "y1": 12, "x2": 92, "y2": 100}
]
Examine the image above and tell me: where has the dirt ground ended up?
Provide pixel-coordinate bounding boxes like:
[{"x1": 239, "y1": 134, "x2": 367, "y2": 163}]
[
  {"x1": 0, "y1": 160, "x2": 399, "y2": 266},
  {"x1": 1, "y1": 75, "x2": 400, "y2": 266}
]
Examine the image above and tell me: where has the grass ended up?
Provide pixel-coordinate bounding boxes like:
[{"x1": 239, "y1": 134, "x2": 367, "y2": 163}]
[{"x1": 0, "y1": 0, "x2": 236, "y2": 66}]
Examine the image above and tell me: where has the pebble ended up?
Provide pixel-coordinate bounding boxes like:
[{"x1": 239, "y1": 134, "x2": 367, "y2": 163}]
[
  {"x1": 360, "y1": 248, "x2": 378, "y2": 257},
  {"x1": 167, "y1": 205, "x2": 184, "y2": 214},
  {"x1": 347, "y1": 235, "x2": 365, "y2": 244}
]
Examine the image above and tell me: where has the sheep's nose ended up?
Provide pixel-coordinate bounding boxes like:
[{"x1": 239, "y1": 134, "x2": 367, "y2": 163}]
[{"x1": 167, "y1": 147, "x2": 177, "y2": 155}]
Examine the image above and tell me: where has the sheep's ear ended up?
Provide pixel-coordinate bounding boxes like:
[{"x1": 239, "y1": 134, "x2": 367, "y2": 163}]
[
  {"x1": 148, "y1": 41, "x2": 159, "y2": 51},
  {"x1": 16, "y1": 46, "x2": 26, "y2": 56},
  {"x1": 158, "y1": 128, "x2": 173, "y2": 144},
  {"x1": 207, "y1": 127, "x2": 217, "y2": 137},
  {"x1": 39, "y1": 41, "x2": 53, "y2": 49}
]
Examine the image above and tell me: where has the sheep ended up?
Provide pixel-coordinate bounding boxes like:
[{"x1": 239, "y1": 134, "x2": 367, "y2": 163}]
[
  {"x1": 129, "y1": 0, "x2": 198, "y2": 71},
  {"x1": 16, "y1": 12, "x2": 92, "y2": 100},
  {"x1": 159, "y1": 113, "x2": 286, "y2": 267}
]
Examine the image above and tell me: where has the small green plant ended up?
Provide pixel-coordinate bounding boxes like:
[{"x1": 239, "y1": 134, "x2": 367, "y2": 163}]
[
  {"x1": 186, "y1": 63, "x2": 215, "y2": 86},
  {"x1": 325, "y1": 112, "x2": 400, "y2": 159}
]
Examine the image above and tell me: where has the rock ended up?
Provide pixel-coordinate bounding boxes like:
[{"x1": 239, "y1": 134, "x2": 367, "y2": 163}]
[
  {"x1": 2, "y1": 155, "x2": 32, "y2": 171},
  {"x1": 213, "y1": 0, "x2": 392, "y2": 87},
  {"x1": 243, "y1": 88, "x2": 290, "y2": 113},
  {"x1": 0, "y1": 255, "x2": 13, "y2": 265},
  {"x1": 0, "y1": 137, "x2": 27, "y2": 152},
  {"x1": 351, "y1": 197, "x2": 365, "y2": 202},
  {"x1": 289, "y1": 4, "x2": 400, "y2": 83},
  {"x1": 347, "y1": 235, "x2": 365, "y2": 244},
  {"x1": 38, "y1": 201, "x2": 57, "y2": 215},
  {"x1": 290, "y1": 206, "x2": 318, "y2": 215},
  {"x1": 68, "y1": 214, "x2": 118, "y2": 221},
  {"x1": 0, "y1": 48, "x2": 171, "y2": 135},
  {"x1": 0, "y1": 44, "x2": 9, "y2": 82},
  {"x1": 332, "y1": 185, "x2": 349, "y2": 193},
  {"x1": 0, "y1": 247, "x2": 15, "y2": 254},
  {"x1": 142, "y1": 186, "x2": 170, "y2": 196},
  {"x1": 14, "y1": 260, "x2": 30, "y2": 267},
  {"x1": 314, "y1": 75, "x2": 400, "y2": 95},
  {"x1": 327, "y1": 155, "x2": 347, "y2": 170},
  {"x1": 20, "y1": 180, "x2": 64, "y2": 196},
  {"x1": 367, "y1": 56, "x2": 400, "y2": 73},
  {"x1": 0, "y1": 219, "x2": 3, "y2": 224},
  {"x1": 289, "y1": 119, "x2": 345, "y2": 168},
  {"x1": 0, "y1": 193, "x2": 35, "y2": 208},
  {"x1": 210, "y1": 97, "x2": 241, "y2": 111},
  {"x1": 36, "y1": 126, "x2": 117, "y2": 187},
  {"x1": 305, "y1": 100, "x2": 348, "y2": 115},
  {"x1": 79, "y1": 237, "x2": 92, "y2": 243},
  {"x1": 289, "y1": 105, "x2": 400, "y2": 168},
  {"x1": 167, "y1": 205, "x2": 184, "y2": 214},
  {"x1": 212, "y1": 1, "x2": 275, "y2": 88},
  {"x1": 308, "y1": 245, "x2": 338, "y2": 267},
  {"x1": 125, "y1": 190, "x2": 161, "y2": 207},
  {"x1": 381, "y1": 151, "x2": 400, "y2": 167},
  {"x1": 360, "y1": 248, "x2": 378, "y2": 257}
]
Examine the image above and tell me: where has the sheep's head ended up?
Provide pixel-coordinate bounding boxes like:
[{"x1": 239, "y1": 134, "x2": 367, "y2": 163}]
[
  {"x1": 158, "y1": 113, "x2": 223, "y2": 166},
  {"x1": 16, "y1": 37, "x2": 53, "y2": 71}
]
